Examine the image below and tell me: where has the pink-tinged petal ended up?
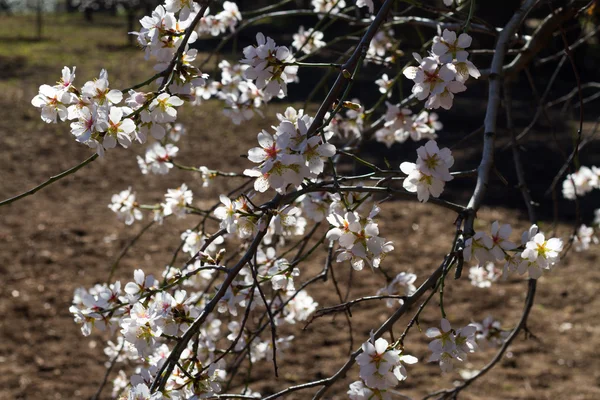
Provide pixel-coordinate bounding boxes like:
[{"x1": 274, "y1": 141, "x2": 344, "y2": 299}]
[
  {"x1": 326, "y1": 228, "x2": 342, "y2": 241},
  {"x1": 120, "y1": 119, "x2": 136, "y2": 134},
  {"x1": 168, "y1": 96, "x2": 184, "y2": 106},
  {"x1": 498, "y1": 224, "x2": 512, "y2": 238},
  {"x1": 39, "y1": 84, "x2": 57, "y2": 98},
  {"x1": 447, "y1": 80, "x2": 467, "y2": 93},
  {"x1": 318, "y1": 143, "x2": 336, "y2": 157},
  {"x1": 336, "y1": 252, "x2": 352, "y2": 263},
  {"x1": 432, "y1": 42, "x2": 449, "y2": 56},
  {"x1": 350, "y1": 257, "x2": 365, "y2": 271},
  {"x1": 426, "y1": 327, "x2": 441, "y2": 338},
  {"x1": 103, "y1": 135, "x2": 116, "y2": 149},
  {"x1": 467, "y1": 61, "x2": 481, "y2": 79},
  {"x1": 339, "y1": 232, "x2": 356, "y2": 248},
  {"x1": 400, "y1": 162, "x2": 416, "y2": 175},
  {"x1": 275, "y1": 47, "x2": 290, "y2": 60},
  {"x1": 533, "y1": 233, "x2": 546, "y2": 245},
  {"x1": 106, "y1": 90, "x2": 123, "y2": 104},
  {"x1": 31, "y1": 94, "x2": 47, "y2": 107},
  {"x1": 455, "y1": 50, "x2": 469, "y2": 62},
  {"x1": 442, "y1": 29, "x2": 457, "y2": 43},
  {"x1": 438, "y1": 64, "x2": 456, "y2": 82},
  {"x1": 247, "y1": 147, "x2": 267, "y2": 163},
  {"x1": 254, "y1": 175, "x2": 270, "y2": 192},
  {"x1": 400, "y1": 354, "x2": 418, "y2": 364},
  {"x1": 257, "y1": 130, "x2": 273, "y2": 148},
  {"x1": 457, "y1": 33, "x2": 472, "y2": 48},
  {"x1": 440, "y1": 318, "x2": 451, "y2": 332},
  {"x1": 547, "y1": 238, "x2": 563, "y2": 251},
  {"x1": 491, "y1": 221, "x2": 500, "y2": 236},
  {"x1": 374, "y1": 338, "x2": 388, "y2": 354},
  {"x1": 403, "y1": 66, "x2": 420, "y2": 80}
]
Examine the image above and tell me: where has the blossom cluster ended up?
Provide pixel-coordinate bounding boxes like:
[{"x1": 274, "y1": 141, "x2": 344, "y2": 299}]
[
  {"x1": 244, "y1": 107, "x2": 336, "y2": 194},
  {"x1": 426, "y1": 318, "x2": 477, "y2": 372},
  {"x1": 562, "y1": 165, "x2": 600, "y2": 199},
  {"x1": 464, "y1": 222, "x2": 564, "y2": 280},
  {"x1": 377, "y1": 272, "x2": 417, "y2": 307},
  {"x1": 400, "y1": 140, "x2": 454, "y2": 202},
  {"x1": 349, "y1": 336, "x2": 417, "y2": 397},
  {"x1": 375, "y1": 103, "x2": 443, "y2": 147},
  {"x1": 292, "y1": 26, "x2": 326, "y2": 55},
  {"x1": 241, "y1": 33, "x2": 299, "y2": 101},
  {"x1": 403, "y1": 29, "x2": 480, "y2": 110},
  {"x1": 326, "y1": 203, "x2": 394, "y2": 270},
  {"x1": 199, "y1": 32, "x2": 301, "y2": 126},
  {"x1": 70, "y1": 238, "x2": 319, "y2": 398}
]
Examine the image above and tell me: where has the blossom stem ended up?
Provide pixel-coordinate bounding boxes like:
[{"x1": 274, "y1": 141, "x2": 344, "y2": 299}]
[
  {"x1": 0, "y1": 153, "x2": 98, "y2": 208},
  {"x1": 463, "y1": 0, "x2": 476, "y2": 33},
  {"x1": 240, "y1": 0, "x2": 294, "y2": 17},
  {"x1": 284, "y1": 61, "x2": 342, "y2": 69}
]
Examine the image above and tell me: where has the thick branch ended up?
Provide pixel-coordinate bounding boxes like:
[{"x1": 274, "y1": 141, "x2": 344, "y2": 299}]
[{"x1": 464, "y1": 0, "x2": 538, "y2": 235}]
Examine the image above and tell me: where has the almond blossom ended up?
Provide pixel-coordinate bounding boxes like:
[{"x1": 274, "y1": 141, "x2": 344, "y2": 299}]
[
  {"x1": 137, "y1": 143, "x2": 179, "y2": 175},
  {"x1": 400, "y1": 140, "x2": 453, "y2": 202},
  {"x1": 149, "y1": 93, "x2": 184, "y2": 124},
  {"x1": 519, "y1": 231, "x2": 563, "y2": 278},
  {"x1": 241, "y1": 33, "x2": 299, "y2": 100},
  {"x1": 355, "y1": 336, "x2": 417, "y2": 390},
  {"x1": 292, "y1": 26, "x2": 326, "y2": 54},
  {"x1": 163, "y1": 183, "x2": 193, "y2": 218},
  {"x1": 427, "y1": 319, "x2": 477, "y2": 372},
  {"x1": 31, "y1": 84, "x2": 76, "y2": 123},
  {"x1": 109, "y1": 187, "x2": 143, "y2": 225},
  {"x1": 403, "y1": 53, "x2": 456, "y2": 101}
]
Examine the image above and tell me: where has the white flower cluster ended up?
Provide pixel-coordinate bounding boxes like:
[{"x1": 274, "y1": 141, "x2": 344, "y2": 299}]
[
  {"x1": 244, "y1": 107, "x2": 336, "y2": 194},
  {"x1": 292, "y1": 26, "x2": 326, "y2": 55},
  {"x1": 366, "y1": 29, "x2": 402, "y2": 65},
  {"x1": 109, "y1": 183, "x2": 193, "y2": 225},
  {"x1": 377, "y1": 272, "x2": 417, "y2": 307},
  {"x1": 403, "y1": 29, "x2": 480, "y2": 110},
  {"x1": 327, "y1": 99, "x2": 365, "y2": 141},
  {"x1": 400, "y1": 140, "x2": 454, "y2": 202},
  {"x1": 349, "y1": 336, "x2": 417, "y2": 397},
  {"x1": 312, "y1": 0, "x2": 346, "y2": 14},
  {"x1": 472, "y1": 316, "x2": 510, "y2": 349},
  {"x1": 326, "y1": 204, "x2": 394, "y2": 270},
  {"x1": 70, "y1": 239, "x2": 318, "y2": 399},
  {"x1": 201, "y1": 32, "x2": 303, "y2": 126},
  {"x1": 375, "y1": 103, "x2": 442, "y2": 147},
  {"x1": 137, "y1": 122, "x2": 186, "y2": 175},
  {"x1": 464, "y1": 222, "x2": 564, "y2": 280},
  {"x1": 108, "y1": 187, "x2": 143, "y2": 225},
  {"x1": 468, "y1": 262, "x2": 500, "y2": 288},
  {"x1": 241, "y1": 33, "x2": 299, "y2": 101},
  {"x1": 198, "y1": 60, "x2": 267, "y2": 125},
  {"x1": 562, "y1": 165, "x2": 600, "y2": 200},
  {"x1": 32, "y1": 68, "x2": 140, "y2": 156},
  {"x1": 572, "y1": 224, "x2": 598, "y2": 252},
  {"x1": 196, "y1": 1, "x2": 241, "y2": 36},
  {"x1": 427, "y1": 318, "x2": 477, "y2": 372}
]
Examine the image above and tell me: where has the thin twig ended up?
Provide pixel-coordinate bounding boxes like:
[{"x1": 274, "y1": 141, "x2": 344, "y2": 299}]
[{"x1": 0, "y1": 153, "x2": 98, "y2": 207}]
